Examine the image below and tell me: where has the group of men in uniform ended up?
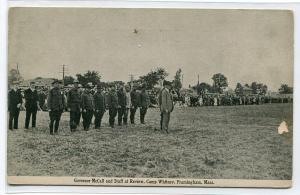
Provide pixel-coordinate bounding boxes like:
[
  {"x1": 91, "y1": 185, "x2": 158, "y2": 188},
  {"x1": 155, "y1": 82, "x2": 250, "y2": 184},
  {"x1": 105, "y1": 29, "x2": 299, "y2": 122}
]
[
  {"x1": 47, "y1": 79, "x2": 153, "y2": 134},
  {"x1": 8, "y1": 79, "x2": 174, "y2": 135},
  {"x1": 8, "y1": 81, "x2": 41, "y2": 130}
]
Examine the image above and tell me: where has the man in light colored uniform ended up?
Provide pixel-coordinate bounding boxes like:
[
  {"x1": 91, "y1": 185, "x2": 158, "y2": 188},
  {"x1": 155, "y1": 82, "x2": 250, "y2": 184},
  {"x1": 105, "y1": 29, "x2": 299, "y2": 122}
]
[
  {"x1": 124, "y1": 85, "x2": 131, "y2": 125},
  {"x1": 158, "y1": 80, "x2": 174, "y2": 133}
]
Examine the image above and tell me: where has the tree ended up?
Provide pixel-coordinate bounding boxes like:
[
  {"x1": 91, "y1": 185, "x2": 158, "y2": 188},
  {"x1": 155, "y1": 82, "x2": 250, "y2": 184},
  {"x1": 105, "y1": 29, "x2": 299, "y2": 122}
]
[
  {"x1": 64, "y1": 76, "x2": 75, "y2": 86},
  {"x1": 193, "y1": 82, "x2": 212, "y2": 95},
  {"x1": 251, "y1": 82, "x2": 268, "y2": 95},
  {"x1": 139, "y1": 67, "x2": 168, "y2": 89},
  {"x1": 107, "y1": 81, "x2": 125, "y2": 88},
  {"x1": 173, "y1": 68, "x2": 182, "y2": 92},
  {"x1": 279, "y1": 84, "x2": 293, "y2": 94},
  {"x1": 8, "y1": 68, "x2": 23, "y2": 84},
  {"x1": 212, "y1": 73, "x2": 228, "y2": 93},
  {"x1": 251, "y1": 82, "x2": 258, "y2": 94},
  {"x1": 76, "y1": 71, "x2": 101, "y2": 87},
  {"x1": 262, "y1": 84, "x2": 268, "y2": 95},
  {"x1": 235, "y1": 83, "x2": 243, "y2": 95},
  {"x1": 257, "y1": 83, "x2": 268, "y2": 95}
]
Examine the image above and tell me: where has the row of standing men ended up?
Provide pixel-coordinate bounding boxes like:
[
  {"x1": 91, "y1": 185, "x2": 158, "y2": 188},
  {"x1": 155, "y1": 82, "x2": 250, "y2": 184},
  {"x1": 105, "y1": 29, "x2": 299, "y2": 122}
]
[
  {"x1": 64, "y1": 80, "x2": 150, "y2": 133},
  {"x1": 8, "y1": 79, "x2": 175, "y2": 134}
]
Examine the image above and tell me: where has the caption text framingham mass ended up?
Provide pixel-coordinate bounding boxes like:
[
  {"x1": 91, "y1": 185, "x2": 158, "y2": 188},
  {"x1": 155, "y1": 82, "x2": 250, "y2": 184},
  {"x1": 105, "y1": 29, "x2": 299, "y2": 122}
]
[{"x1": 73, "y1": 177, "x2": 215, "y2": 185}]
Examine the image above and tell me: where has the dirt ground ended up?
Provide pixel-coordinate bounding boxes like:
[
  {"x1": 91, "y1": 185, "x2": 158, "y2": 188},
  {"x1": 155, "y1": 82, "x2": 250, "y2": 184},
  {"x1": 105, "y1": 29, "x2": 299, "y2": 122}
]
[{"x1": 7, "y1": 103, "x2": 293, "y2": 179}]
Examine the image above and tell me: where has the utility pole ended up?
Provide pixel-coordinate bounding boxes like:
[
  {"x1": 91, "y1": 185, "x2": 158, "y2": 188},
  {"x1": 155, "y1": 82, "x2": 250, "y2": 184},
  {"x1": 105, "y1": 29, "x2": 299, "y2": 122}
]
[
  {"x1": 62, "y1": 64, "x2": 65, "y2": 82},
  {"x1": 59, "y1": 64, "x2": 68, "y2": 86},
  {"x1": 129, "y1": 74, "x2": 134, "y2": 90},
  {"x1": 197, "y1": 74, "x2": 199, "y2": 86}
]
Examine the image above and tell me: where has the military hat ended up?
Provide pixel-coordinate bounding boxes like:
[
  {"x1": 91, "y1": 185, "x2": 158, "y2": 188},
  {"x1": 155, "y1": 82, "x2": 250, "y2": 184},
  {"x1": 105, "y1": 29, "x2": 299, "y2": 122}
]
[
  {"x1": 30, "y1": 81, "x2": 35, "y2": 85},
  {"x1": 73, "y1": 79, "x2": 79, "y2": 83}
]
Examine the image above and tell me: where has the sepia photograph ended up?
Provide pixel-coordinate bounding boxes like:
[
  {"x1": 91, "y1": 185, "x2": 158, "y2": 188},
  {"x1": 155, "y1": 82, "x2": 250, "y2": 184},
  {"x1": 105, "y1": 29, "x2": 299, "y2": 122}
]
[{"x1": 7, "y1": 7, "x2": 293, "y2": 187}]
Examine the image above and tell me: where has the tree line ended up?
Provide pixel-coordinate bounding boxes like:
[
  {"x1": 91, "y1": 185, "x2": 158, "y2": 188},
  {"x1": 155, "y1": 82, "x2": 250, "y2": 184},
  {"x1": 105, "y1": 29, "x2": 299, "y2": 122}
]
[{"x1": 9, "y1": 67, "x2": 293, "y2": 94}]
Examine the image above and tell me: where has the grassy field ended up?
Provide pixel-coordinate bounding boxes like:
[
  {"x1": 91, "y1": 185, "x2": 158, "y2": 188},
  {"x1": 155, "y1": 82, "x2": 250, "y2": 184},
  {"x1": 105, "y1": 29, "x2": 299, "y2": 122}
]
[{"x1": 7, "y1": 103, "x2": 293, "y2": 179}]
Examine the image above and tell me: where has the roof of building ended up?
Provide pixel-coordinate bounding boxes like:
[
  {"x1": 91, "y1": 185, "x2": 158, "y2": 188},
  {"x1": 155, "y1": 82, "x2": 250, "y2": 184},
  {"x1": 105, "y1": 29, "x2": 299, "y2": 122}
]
[{"x1": 19, "y1": 78, "x2": 55, "y2": 87}]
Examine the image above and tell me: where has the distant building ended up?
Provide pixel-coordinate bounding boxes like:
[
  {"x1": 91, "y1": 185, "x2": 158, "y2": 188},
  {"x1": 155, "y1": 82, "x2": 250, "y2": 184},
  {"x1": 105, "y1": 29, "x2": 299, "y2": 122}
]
[
  {"x1": 19, "y1": 78, "x2": 55, "y2": 89},
  {"x1": 242, "y1": 86, "x2": 253, "y2": 95},
  {"x1": 223, "y1": 87, "x2": 235, "y2": 95},
  {"x1": 267, "y1": 91, "x2": 293, "y2": 99}
]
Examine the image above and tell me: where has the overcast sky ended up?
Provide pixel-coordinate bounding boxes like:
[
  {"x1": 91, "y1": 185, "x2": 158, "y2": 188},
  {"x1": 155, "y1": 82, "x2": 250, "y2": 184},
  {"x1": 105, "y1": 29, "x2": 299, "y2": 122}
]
[{"x1": 8, "y1": 8, "x2": 293, "y2": 91}]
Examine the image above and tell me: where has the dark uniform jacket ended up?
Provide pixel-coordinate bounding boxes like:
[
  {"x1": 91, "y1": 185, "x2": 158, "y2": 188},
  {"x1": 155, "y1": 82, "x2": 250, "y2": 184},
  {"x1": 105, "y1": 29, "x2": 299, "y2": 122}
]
[
  {"x1": 107, "y1": 90, "x2": 118, "y2": 109},
  {"x1": 117, "y1": 89, "x2": 126, "y2": 107},
  {"x1": 140, "y1": 90, "x2": 150, "y2": 108},
  {"x1": 94, "y1": 91, "x2": 106, "y2": 112},
  {"x1": 67, "y1": 88, "x2": 81, "y2": 111},
  {"x1": 8, "y1": 89, "x2": 23, "y2": 112},
  {"x1": 24, "y1": 88, "x2": 39, "y2": 111},
  {"x1": 47, "y1": 87, "x2": 65, "y2": 111},
  {"x1": 130, "y1": 90, "x2": 140, "y2": 107},
  {"x1": 81, "y1": 91, "x2": 94, "y2": 110}
]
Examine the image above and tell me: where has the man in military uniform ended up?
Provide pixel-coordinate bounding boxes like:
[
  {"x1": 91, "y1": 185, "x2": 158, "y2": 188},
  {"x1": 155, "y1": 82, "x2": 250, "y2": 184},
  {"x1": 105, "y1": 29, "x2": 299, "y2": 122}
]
[
  {"x1": 24, "y1": 81, "x2": 40, "y2": 129},
  {"x1": 67, "y1": 79, "x2": 82, "y2": 132},
  {"x1": 158, "y1": 80, "x2": 174, "y2": 133},
  {"x1": 94, "y1": 83, "x2": 106, "y2": 129},
  {"x1": 47, "y1": 80, "x2": 65, "y2": 135},
  {"x1": 117, "y1": 84, "x2": 127, "y2": 126},
  {"x1": 130, "y1": 85, "x2": 140, "y2": 124},
  {"x1": 81, "y1": 83, "x2": 94, "y2": 131},
  {"x1": 139, "y1": 84, "x2": 150, "y2": 124},
  {"x1": 8, "y1": 82, "x2": 23, "y2": 130},
  {"x1": 107, "y1": 84, "x2": 118, "y2": 128},
  {"x1": 124, "y1": 85, "x2": 131, "y2": 125}
]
